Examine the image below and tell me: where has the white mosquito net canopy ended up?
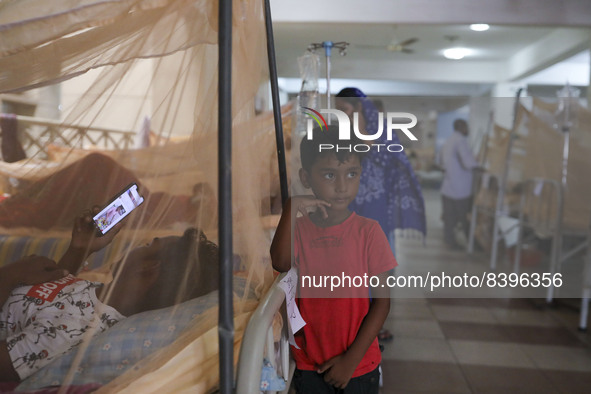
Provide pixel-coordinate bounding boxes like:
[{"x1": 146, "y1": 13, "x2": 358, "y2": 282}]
[{"x1": 0, "y1": 0, "x2": 285, "y2": 391}]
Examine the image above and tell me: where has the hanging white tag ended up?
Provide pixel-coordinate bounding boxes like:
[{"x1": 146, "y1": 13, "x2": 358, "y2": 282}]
[{"x1": 278, "y1": 267, "x2": 306, "y2": 349}]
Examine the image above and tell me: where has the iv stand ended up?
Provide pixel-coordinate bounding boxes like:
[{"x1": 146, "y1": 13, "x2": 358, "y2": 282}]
[
  {"x1": 307, "y1": 41, "x2": 349, "y2": 120},
  {"x1": 548, "y1": 84, "x2": 579, "y2": 301}
]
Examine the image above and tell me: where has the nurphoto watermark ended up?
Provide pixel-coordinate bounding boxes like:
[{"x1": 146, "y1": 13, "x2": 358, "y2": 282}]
[{"x1": 302, "y1": 107, "x2": 418, "y2": 152}]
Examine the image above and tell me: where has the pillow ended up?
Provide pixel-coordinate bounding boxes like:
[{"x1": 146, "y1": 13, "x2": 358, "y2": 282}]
[{"x1": 17, "y1": 276, "x2": 251, "y2": 391}]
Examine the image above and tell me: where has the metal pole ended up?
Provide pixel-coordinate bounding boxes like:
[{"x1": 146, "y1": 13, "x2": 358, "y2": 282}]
[
  {"x1": 307, "y1": 40, "x2": 347, "y2": 124},
  {"x1": 468, "y1": 111, "x2": 493, "y2": 254},
  {"x1": 548, "y1": 89, "x2": 573, "y2": 302},
  {"x1": 490, "y1": 88, "x2": 523, "y2": 270},
  {"x1": 553, "y1": 129, "x2": 569, "y2": 278},
  {"x1": 264, "y1": 0, "x2": 288, "y2": 205},
  {"x1": 218, "y1": 0, "x2": 233, "y2": 392},
  {"x1": 324, "y1": 41, "x2": 333, "y2": 115}
]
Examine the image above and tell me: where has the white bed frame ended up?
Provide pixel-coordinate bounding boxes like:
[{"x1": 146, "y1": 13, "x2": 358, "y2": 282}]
[{"x1": 236, "y1": 273, "x2": 294, "y2": 394}]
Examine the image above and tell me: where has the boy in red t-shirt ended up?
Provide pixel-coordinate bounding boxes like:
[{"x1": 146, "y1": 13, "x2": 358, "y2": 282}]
[{"x1": 271, "y1": 125, "x2": 397, "y2": 393}]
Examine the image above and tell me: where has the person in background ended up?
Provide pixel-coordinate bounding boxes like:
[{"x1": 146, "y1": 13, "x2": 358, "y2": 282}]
[
  {"x1": 371, "y1": 99, "x2": 384, "y2": 113},
  {"x1": 439, "y1": 118, "x2": 479, "y2": 249},
  {"x1": 335, "y1": 88, "x2": 426, "y2": 246},
  {"x1": 0, "y1": 153, "x2": 207, "y2": 231},
  {"x1": 335, "y1": 87, "x2": 426, "y2": 343}
]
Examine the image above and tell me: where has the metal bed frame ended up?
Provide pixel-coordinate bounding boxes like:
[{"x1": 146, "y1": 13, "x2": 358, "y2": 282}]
[
  {"x1": 467, "y1": 90, "x2": 591, "y2": 330},
  {"x1": 512, "y1": 178, "x2": 589, "y2": 301},
  {"x1": 467, "y1": 89, "x2": 523, "y2": 270},
  {"x1": 236, "y1": 273, "x2": 294, "y2": 394}
]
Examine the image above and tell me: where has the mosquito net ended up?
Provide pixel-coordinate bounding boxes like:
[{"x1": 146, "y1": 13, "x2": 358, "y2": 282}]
[
  {"x1": 475, "y1": 96, "x2": 591, "y2": 240},
  {"x1": 0, "y1": 0, "x2": 284, "y2": 391},
  {"x1": 521, "y1": 97, "x2": 591, "y2": 233}
]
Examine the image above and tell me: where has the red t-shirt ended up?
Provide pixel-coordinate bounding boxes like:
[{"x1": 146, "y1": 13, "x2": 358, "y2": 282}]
[{"x1": 293, "y1": 212, "x2": 397, "y2": 377}]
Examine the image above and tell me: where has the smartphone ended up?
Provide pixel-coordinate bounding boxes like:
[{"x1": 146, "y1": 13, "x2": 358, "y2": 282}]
[{"x1": 93, "y1": 183, "x2": 144, "y2": 235}]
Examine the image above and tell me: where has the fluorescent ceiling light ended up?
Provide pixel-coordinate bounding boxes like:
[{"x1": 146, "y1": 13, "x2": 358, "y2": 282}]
[
  {"x1": 470, "y1": 23, "x2": 490, "y2": 31},
  {"x1": 443, "y1": 47, "x2": 471, "y2": 60}
]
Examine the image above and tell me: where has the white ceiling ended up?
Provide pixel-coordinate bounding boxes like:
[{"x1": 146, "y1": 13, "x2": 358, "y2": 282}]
[{"x1": 269, "y1": 0, "x2": 591, "y2": 96}]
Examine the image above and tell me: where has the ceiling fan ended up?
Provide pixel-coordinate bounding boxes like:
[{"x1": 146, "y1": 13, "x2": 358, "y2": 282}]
[
  {"x1": 355, "y1": 37, "x2": 418, "y2": 54},
  {"x1": 355, "y1": 26, "x2": 418, "y2": 54}
]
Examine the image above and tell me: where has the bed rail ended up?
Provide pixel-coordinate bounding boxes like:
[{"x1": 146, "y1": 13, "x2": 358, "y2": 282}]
[
  {"x1": 513, "y1": 178, "x2": 589, "y2": 302},
  {"x1": 580, "y1": 244, "x2": 591, "y2": 330},
  {"x1": 512, "y1": 178, "x2": 562, "y2": 301},
  {"x1": 11, "y1": 114, "x2": 135, "y2": 157},
  {"x1": 468, "y1": 172, "x2": 497, "y2": 249},
  {"x1": 236, "y1": 273, "x2": 293, "y2": 394}
]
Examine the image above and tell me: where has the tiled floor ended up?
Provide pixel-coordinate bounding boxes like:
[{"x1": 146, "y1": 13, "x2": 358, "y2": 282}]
[{"x1": 379, "y1": 188, "x2": 591, "y2": 393}]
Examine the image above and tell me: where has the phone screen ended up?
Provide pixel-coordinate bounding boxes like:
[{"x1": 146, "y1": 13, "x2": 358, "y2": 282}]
[{"x1": 93, "y1": 183, "x2": 144, "y2": 235}]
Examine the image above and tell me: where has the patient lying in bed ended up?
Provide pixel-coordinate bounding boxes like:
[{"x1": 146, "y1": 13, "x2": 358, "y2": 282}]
[
  {"x1": 0, "y1": 208, "x2": 219, "y2": 381},
  {"x1": 0, "y1": 152, "x2": 214, "y2": 230}
]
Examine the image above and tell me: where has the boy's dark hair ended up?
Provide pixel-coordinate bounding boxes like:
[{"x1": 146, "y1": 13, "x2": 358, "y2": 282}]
[{"x1": 300, "y1": 125, "x2": 366, "y2": 171}]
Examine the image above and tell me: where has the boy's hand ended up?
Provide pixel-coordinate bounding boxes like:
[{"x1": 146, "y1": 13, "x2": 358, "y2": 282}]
[
  {"x1": 291, "y1": 195, "x2": 331, "y2": 219},
  {"x1": 317, "y1": 353, "x2": 358, "y2": 389},
  {"x1": 70, "y1": 206, "x2": 123, "y2": 253},
  {"x1": 2, "y1": 256, "x2": 68, "y2": 288}
]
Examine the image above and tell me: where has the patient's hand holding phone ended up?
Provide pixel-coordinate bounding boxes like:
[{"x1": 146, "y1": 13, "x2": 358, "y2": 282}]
[{"x1": 93, "y1": 183, "x2": 145, "y2": 235}]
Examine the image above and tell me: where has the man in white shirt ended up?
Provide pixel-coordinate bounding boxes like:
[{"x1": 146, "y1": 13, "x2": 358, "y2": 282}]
[{"x1": 439, "y1": 119, "x2": 479, "y2": 249}]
